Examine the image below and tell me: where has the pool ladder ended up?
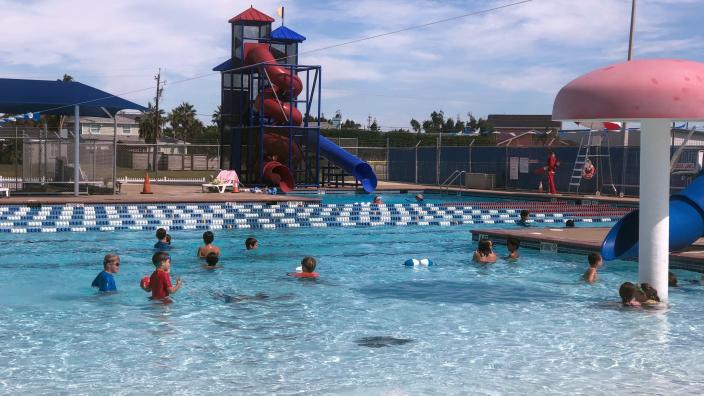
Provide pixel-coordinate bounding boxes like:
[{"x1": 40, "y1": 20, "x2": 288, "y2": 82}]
[{"x1": 440, "y1": 170, "x2": 466, "y2": 193}]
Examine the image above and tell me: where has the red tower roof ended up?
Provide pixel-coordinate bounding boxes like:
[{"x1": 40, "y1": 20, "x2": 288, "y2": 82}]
[{"x1": 229, "y1": 6, "x2": 274, "y2": 23}]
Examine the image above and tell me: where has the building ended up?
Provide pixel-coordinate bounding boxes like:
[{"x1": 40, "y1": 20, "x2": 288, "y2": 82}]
[
  {"x1": 487, "y1": 114, "x2": 562, "y2": 134},
  {"x1": 63, "y1": 113, "x2": 141, "y2": 141}
]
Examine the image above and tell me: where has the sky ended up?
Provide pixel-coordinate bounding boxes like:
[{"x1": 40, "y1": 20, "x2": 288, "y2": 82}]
[{"x1": 1, "y1": 0, "x2": 703, "y2": 130}]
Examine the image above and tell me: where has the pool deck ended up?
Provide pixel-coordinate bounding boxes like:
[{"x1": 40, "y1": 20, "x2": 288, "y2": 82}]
[
  {"x1": 470, "y1": 227, "x2": 704, "y2": 272},
  {"x1": 0, "y1": 184, "x2": 321, "y2": 205},
  {"x1": 375, "y1": 181, "x2": 639, "y2": 206},
  {"x1": 0, "y1": 180, "x2": 638, "y2": 206}
]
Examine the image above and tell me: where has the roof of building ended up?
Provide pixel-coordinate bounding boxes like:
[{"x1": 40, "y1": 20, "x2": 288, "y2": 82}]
[
  {"x1": 229, "y1": 6, "x2": 274, "y2": 24},
  {"x1": 487, "y1": 114, "x2": 561, "y2": 129},
  {"x1": 65, "y1": 113, "x2": 141, "y2": 124},
  {"x1": 213, "y1": 58, "x2": 235, "y2": 72},
  {"x1": 270, "y1": 25, "x2": 306, "y2": 42},
  {"x1": 0, "y1": 78, "x2": 145, "y2": 117}
]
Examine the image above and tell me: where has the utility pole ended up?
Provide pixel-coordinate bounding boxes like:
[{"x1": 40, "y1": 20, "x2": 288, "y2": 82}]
[
  {"x1": 620, "y1": 0, "x2": 636, "y2": 196},
  {"x1": 153, "y1": 69, "x2": 165, "y2": 175}
]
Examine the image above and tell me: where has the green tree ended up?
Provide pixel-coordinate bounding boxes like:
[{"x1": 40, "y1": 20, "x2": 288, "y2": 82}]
[
  {"x1": 430, "y1": 110, "x2": 444, "y2": 133},
  {"x1": 410, "y1": 118, "x2": 421, "y2": 133},
  {"x1": 370, "y1": 119, "x2": 379, "y2": 132},
  {"x1": 443, "y1": 117, "x2": 455, "y2": 132},
  {"x1": 211, "y1": 105, "x2": 222, "y2": 127},
  {"x1": 342, "y1": 119, "x2": 361, "y2": 129},
  {"x1": 168, "y1": 102, "x2": 204, "y2": 169},
  {"x1": 139, "y1": 102, "x2": 166, "y2": 170},
  {"x1": 168, "y1": 102, "x2": 203, "y2": 142},
  {"x1": 422, "y1": 120, "x2": 433, "y2": 133}
]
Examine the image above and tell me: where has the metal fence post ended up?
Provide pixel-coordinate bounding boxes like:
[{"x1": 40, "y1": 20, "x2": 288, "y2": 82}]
[
  {"x1": 436, "y1": 135, "x2": 440, "y2": 185},
  {"x1": 385, "y1": 137, "x2": 389, "y2": 181},
  {"x1": 415, "y1": 140, "x2": 420, "y2": 184}
]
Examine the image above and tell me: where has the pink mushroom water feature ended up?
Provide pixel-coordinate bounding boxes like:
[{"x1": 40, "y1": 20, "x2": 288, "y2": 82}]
[{"x1": 553, "y1": 59, "x2": 704, "y2": 303}]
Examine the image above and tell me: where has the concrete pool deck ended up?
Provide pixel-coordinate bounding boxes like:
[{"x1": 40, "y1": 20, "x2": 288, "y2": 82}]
[
  {"x1": 470, "y1": 227, "x2": 704, "y2": 271},
  {"x1": 0, "y1": 180, "x2": 638, "y2": 207}
]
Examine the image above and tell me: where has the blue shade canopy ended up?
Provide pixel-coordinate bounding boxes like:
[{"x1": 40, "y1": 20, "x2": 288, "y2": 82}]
[
  {"x1": 270, "y1": 26, "x2": 306, "y2": 42},
  {"x1": 0, "y1": 78, "x2": 146, "y2": 117}
]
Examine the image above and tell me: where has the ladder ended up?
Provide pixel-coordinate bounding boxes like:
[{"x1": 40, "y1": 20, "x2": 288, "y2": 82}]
[{"x1": 568, "y1": 130, "x2": 617, "y2": 195}]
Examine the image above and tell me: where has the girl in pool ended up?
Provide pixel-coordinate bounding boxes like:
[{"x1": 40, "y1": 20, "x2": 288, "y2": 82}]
[{"x1": 473, "y1": 239, "x2": 497, "y2": 264}]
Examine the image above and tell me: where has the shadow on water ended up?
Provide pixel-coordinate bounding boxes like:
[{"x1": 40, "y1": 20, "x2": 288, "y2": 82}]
[
  {"x1": 356, "y1": 336, "x2": 413, "y2": 348},
  {"x1": 357, "y1": 280, "x2": 556, "y2": 304}
]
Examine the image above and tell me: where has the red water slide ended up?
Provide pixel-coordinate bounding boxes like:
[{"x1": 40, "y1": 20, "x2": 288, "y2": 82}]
[{"x1": 243, "y1": 43, "x2": 305, "y2": 192}]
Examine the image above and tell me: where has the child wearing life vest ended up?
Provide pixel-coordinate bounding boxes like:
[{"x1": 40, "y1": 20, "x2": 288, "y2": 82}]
[{"x1": 289, "y1": 256, "x2": 319, "y2": 278}]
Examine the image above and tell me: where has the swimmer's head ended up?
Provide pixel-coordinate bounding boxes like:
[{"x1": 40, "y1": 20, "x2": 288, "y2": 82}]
[
  {"x1": 165, "y1": 234, "x2": 172, "y2": 245},
  {"x1": 415, "y1": 194, "x2": 424, "y2": 202},
  {"x1": 640, "y1": 283, "x2": 660, "y2": 302},
  {"x1": 152, "y1": 251, "x2": 171, "y2": 269},
  {"x1": 205, "y1": 252, "x2": 219, "y2": 267},
  {"x1": 565, "y1": 219, "x2": 575, "y2": 228},
  {"x1": 301, "y1": 256, "x2": 317, "y2": 273},
  {"x1": 669, "y1": 271, "x2": 678, "y2": 287},
  {"x1": 506, "y1": 237, "x2": 520, "y2": 252},
  {"x1": 103, "y1": 253, "x2": 120, "y2": 273},
  {"x1": 477, "y1": 239, "x2": 493, "y2": 255},
  {"x1": 245, "y1": 237, "x2": 258, "y2": 250},
  {"x1": 619, "y1": 282, "x2": 637, "y2": 304},
  {"x1": 156, "y1": 228, "x2": 167, "y2": 241},
  {"x1": 588, "y1": 252, "x2": 602, "y2": 268},
  {"x1": 373, "y1": 195, "x2": 382, "y2": 204},
  {"x1": 203, "y1": 231, "x2": 215, "y2": 245},
  {"x1": 520, "y1": 210, "x2": 529, "y2": 220}
]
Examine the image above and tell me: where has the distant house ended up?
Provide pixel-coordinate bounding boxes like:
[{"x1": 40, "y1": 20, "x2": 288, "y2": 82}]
[
  {"x1": 63, "y1": 113, "x2": 141, "y2": 141},
  {"x1": 487, "y1": 114, "x2": 562, "y2": 134}
]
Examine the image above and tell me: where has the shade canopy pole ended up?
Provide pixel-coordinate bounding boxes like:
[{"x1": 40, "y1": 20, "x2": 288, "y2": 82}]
[{"x1": 74, "y1": 105, "x2": 80, "y2": 196}]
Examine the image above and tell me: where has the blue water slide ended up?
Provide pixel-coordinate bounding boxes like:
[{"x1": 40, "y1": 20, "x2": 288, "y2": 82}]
[
  {"x1": 318, "y1": 135, "x2": 377, "y2": 193},
  {"x1": 601, "y1": 174, "x2": 704, "y2": 260}
]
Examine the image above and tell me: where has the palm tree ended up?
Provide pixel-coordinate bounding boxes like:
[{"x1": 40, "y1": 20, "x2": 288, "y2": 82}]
[
  {"x1": 168, "y1": 102, "x2": 203, "y2": 169},
  {"x1": 139, "y1": 102, "x2": 165, "y2": 170},
  {"x1": 211, "y1": 105, "x2": 222, "y2": 127}
]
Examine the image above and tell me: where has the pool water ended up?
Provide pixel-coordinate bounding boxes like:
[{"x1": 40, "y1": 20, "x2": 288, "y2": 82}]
[
  {"x1": 290, "y1": 191, "x2": 509, "y2": 205},
  {"x1": 1, "y1": 224, "x2": 703, "y2": 394}
]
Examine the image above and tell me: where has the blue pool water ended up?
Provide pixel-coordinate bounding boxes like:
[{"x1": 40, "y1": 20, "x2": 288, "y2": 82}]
[
  {"x1": 1, "y1": 224, "x2": 703, "y2": 394},
  {"x1": 290, "y1": 191, "x2": 509, "y2": 205}
]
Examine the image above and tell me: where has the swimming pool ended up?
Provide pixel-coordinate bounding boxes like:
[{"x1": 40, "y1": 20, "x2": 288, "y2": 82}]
[{"x1": 1, "y1": 224, "x2": 702, "y2": 394}]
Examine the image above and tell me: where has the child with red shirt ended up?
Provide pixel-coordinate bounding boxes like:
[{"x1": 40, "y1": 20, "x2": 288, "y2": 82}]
[
  {"x1": 142, "y1": 252, "x2": 182, "y2": 300},
  {"x1": 288, "y1": 256, "x2": 319, "y2": 279}
]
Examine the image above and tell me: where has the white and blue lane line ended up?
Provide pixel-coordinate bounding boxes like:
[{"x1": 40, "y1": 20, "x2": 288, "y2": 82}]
[{"x1": 0, "y1": 202, "x2": 618, "y2": 234}]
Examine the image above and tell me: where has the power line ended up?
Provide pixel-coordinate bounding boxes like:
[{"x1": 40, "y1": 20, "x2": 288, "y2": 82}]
[{"x1": 21, "y1": 0, "x2": 534, "y2": 117}]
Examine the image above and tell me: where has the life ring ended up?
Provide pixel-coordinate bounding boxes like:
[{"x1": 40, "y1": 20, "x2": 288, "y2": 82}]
[
  {"x1": 290, "y1": 272, "x2": 319, "y2": 278},
  {"x1": 404, "y1": 258, "x2": 433, "y2": 267},
  {"x1": 582, "y1": 163, "x2": 596, "y2": 180}
]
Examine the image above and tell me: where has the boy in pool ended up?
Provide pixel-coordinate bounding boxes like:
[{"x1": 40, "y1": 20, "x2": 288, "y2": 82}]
[
  {"x1": 202, "y1": 252, "x2": 220, "y2": 269},
  {"x1": 288, "y1": 256, "x2": 319, "y2": 278},
  {"x1": 154, "y1": 228, "x2": 171, "y2": 251},
  {"x1": 373, "y1": 195, "x2": 383, "y2": 204},
  {"x1": 197, "y1": 231, "x2": 220, "y2": 258},
  {"x1": 91, "y1": 253, "x2": 120, "y2": 292},
  {"x1": 517, "y1": 210, "x2": 530, "y2": 227},
  {"x1": 582, "y1": 252, "x2": 603, "y2": 283},
  {"x1": 565, "y1": 219, "x2": 576, "y2": 228},
  {"x1": 142, "y1": 252, "x2": 182, "y2": 300},
  {"x1": 473, "y1": 239, "x2": 497, "y2": 264},
  {"x1": 506, "y1": 237, "x2": 520, "y2": 260},
  {"x1": 245, "y1": 237, "x2": 258, "y2": 250}
]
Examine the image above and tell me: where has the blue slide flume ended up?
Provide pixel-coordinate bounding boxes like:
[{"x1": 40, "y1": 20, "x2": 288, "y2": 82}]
[
  {"x1": 318, "y1": 135, "x2": 377, "y2": 193},
  {"x1": 601, "y1": 174, "x2": 704, "y2": 260}
]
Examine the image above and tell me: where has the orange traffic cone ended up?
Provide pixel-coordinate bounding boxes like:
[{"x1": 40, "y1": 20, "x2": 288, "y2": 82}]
[
  {"x1": 141, "y1": 172, "x2": 153, "y2": 194},
  {"x1": 232, "y1": 182, "x2": 239, "y2": 193}
]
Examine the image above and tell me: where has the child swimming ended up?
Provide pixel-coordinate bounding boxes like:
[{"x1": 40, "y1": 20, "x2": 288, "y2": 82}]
[
  {"x1": 506, "y1": 237, "x2": 520, "y2": 260},
  {"x1": 142, "y1": 252, "x2": 182, "y2": 301},
  {"x1": 582, "y1": 252, "x2": 603, "y2": 283},
  {"x1": 473, "y1": 239, "x2": 497, "y2": 264},
  {"x1": 197, "y1": 231, "x2": 220, "y2": 258},
  {"x1": 288, "y1": 256, "x2": 319, "y2": 278}
]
